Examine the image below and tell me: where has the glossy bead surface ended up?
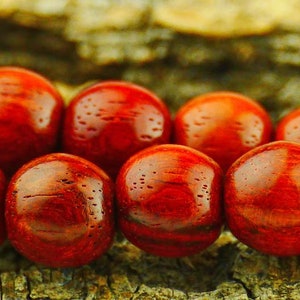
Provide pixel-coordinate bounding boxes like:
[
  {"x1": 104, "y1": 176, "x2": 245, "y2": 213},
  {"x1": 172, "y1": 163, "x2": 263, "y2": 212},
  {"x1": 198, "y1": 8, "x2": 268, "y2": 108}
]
[
  {"x1": 275, "y1": 108, "x2": 300, "y2": 143},
  {"x1": 174, "y1": 91, "x2": 273, "y2": 171},
  {"x1": 63, "y1": 81, "x2": 171, "y2": 179},
  {"x1": 225, "y1": 141, "x2": 300, "y2": 256},
  {"x1": 116, "y1": 144, "x2": 223, "y2": 257},
  {"x1": 0, "y1": 169, "x2": 6, "y2": 245},
  {"x1": 0, "y1": 67, "x2": 64, "y2": 176},
  {"x1": 5, "y1": 153, "x2": 115, "y2": 267}
]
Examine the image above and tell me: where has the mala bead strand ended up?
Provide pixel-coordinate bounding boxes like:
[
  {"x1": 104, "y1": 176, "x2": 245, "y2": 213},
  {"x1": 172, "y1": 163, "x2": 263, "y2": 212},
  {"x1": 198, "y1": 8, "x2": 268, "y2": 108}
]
[{"x1": 3, "y1": 65, "x2": 300, "y2": 267}]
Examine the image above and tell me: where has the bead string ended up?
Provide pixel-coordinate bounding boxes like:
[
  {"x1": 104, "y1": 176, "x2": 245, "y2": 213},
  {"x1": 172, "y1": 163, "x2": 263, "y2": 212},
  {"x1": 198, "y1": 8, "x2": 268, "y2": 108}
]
[{"x1": 0, "y1": 66, "x2": 300, "y2": 267}]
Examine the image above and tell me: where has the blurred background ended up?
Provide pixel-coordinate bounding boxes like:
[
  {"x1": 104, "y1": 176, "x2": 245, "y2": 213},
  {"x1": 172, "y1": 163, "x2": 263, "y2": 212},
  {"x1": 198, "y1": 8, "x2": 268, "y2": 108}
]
[{"x1": 1, "y1": 0, "x2": 300, "y2": 119}]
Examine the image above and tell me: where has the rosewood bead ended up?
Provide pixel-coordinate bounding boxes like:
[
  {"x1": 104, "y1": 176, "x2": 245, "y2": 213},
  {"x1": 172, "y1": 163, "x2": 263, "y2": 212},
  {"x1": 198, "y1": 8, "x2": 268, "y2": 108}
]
[
  {"x1": 225, "y1": 141, "x2": 300, "y2": 256},
  {"x1": 0, "y1": 67, "x2": 64, "y2": 176},
  {"x1": 174, "y1": 91, "x2": 273, "y2": 171},
  {"x1": 116, "y1": 144, "x2": 223, "y2": 257},
  {"x1": 5, "y1": 153, "x2": 115, "y2": 267},
  {"x1": 275, "y1": 108, "x2": 300, "y2": 143},
  {"x1": 62, "y1": 81, "x2": 171, "y2": 179},
  {"x1": 0, "y1": 169, "x2": 6, "y2": 245}
]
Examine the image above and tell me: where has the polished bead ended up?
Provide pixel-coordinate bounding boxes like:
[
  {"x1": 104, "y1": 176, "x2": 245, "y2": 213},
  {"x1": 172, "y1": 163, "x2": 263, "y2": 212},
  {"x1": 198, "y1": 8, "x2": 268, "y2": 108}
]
[
  {"x1": 225, "y1": 141, "x2": 300, "y2": 256},
  {"x1": 0, "y1": 67, "x2": 64, "y2": 176},
  {"x1": 62, "y1": 81, "x2": 171, "y2": 179},
  {"x1": 174, "y1": 91, "x2": 273, "y2": 171},
  {"x1": 116, "y1": 144, "x2": 223, "y2": 257},
  {"x1": 275, "y1": 108, "x2": 300, "y2": 143},
  {"x1": 5, "y1": 153, "x2": 115, "y2": 267}
]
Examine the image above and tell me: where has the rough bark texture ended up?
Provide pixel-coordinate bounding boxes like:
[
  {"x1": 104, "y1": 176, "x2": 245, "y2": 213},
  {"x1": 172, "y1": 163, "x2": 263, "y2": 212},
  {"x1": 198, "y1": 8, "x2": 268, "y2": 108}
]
[{"x1": 1, "y1": 1, "x2": 300, "y2": 299}]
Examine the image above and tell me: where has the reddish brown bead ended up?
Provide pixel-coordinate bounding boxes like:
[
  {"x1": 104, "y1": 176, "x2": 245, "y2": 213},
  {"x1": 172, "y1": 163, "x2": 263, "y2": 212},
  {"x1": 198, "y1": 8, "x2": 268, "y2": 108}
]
[
  {"x1": 5, "y1": 153, "x2": 115, "y2": 267},
  {"x1": 0, "y1": 67, "x2": 64, "y2": 176},
  {"x1": 275, "y1": 108, "x2": 300, "y2": 143},
  {"x1": 174, "y1": 91, "x2": 273, "y2": 171},
  {"x1": 62, "y1": 81, "x2": 171, "y2": 179},
  {"x1": 225, "y1": 141, "x2": 300, "y2": 256},
  {"x1": 116, "y1": 144, "x2": 223, "y2": 257},
  {"x1": 0, "y1": 169, "x2": 6, "y2": 245}
]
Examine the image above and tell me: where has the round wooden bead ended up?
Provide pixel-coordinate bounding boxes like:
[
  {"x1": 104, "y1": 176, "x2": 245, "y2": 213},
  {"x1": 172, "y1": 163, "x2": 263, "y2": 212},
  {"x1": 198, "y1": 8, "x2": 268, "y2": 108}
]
[
  {"x1": 174, "y1": 91, "x2": 273, "y2": 171},
  {"x1": 5, "y1": 153, "x2": 115, "y2": 267},
  {"x1": 116, "y1": 144, "x2": 223, "y2": 257},
  {"x1": 225, "y1": 141, "x2": 300, "y2": 256},
  {"x1": 276, "y1": 108, "x2": 300, "y2": 143},
  {"x1": 62, "y1": 81, "x2": 171, "y2": 179},
  {"x1": 0, "y1": 67, "x2": 64, "y2": 176}
]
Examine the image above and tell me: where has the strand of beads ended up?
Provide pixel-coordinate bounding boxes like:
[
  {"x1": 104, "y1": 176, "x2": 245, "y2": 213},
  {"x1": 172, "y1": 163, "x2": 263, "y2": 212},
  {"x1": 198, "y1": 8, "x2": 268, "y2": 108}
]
[{"x1": 0, "y1": 66, "x2": 300, "y2": 267}]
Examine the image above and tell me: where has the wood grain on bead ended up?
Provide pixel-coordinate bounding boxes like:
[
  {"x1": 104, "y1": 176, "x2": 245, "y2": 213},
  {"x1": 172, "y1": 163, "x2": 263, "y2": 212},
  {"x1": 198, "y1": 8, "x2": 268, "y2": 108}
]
[
  {"x1": 62, "y1": 81, "x2": 172, "y2": 179},
  {"x1": 0, "y1": 67, "x2": 64, "y2": 176},
  {"x1": 5, "y1": 153, "x2": 115, "y2": 267},
  {"x1": 225, "y1": 141, "x2": 300, "y2": 256},
  {"x1": 116, "y1": 144, "x2": 223, "y2": 257},
  {"x1": 174, "y1": 91, "x2": 273, "y2": 171}
]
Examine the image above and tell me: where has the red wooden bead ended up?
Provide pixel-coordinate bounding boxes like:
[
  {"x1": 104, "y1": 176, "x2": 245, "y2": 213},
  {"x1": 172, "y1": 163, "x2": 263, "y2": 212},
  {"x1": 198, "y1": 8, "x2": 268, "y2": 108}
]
[
  {"x1": 116, "y1": 144, "x2": 223, "y2": 257},
  {"x1": 275, "y1": 108, "x2": 300, "y2": 143},
  {"x1": 5, "y1": 153, "x2": 115, "y2": 267},
  {"x1": 174, "y1": 91, "x2": 273, "y2": 171},
  {"x1": 225, "y1": 141, "x2": 300, "y2": 256},
  {"x1": 0, "y1": 169, "x2": 6, "y2": 246},
  {"x1": 0, "y1": 67, "x2": 64, "y2": 176},
  {"x1": 62, "y1": 81, "x2": 171, "y2": 179}
]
